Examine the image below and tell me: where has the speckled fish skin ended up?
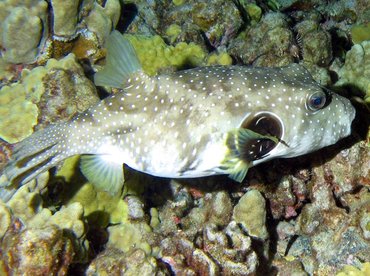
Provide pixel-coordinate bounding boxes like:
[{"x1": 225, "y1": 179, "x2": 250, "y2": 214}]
[
  {"x1": 107, "y1": 64, "x2": 355, "y2": 178},
  {"x1": 0, "y1": 32, "x2": 356, "y2": 201}
]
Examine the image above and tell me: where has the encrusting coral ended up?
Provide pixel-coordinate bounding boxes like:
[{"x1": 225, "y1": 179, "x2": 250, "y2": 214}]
[
  {"x1": 0, "y1": 179, "x2": 88, "y2": 274},
  {"x1": 0, "y1": 0, "x2": 121, "y2": 64},
  {"x1": 0, "y1": 54, "x2": 99, "y2": 143},
  {"x1": 336, "y1": 40, "x2": 370, "y2": 103},
  {"x1": 0, "y1": 0, "x2": 48, "y2": 64},
  {"x1": 233, "y1": 189, "x2": 269, "y2": 240},
  {"x1": 123, "y1": 34, "x2": 231, "y2": 76}
]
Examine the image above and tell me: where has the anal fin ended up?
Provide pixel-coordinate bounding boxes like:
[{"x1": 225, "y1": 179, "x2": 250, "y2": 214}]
[{"x1": 80, "y1": 155, "x2": 124, "y2": 196}]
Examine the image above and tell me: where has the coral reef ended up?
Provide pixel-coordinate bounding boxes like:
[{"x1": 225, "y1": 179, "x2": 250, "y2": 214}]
[
  {"x1": 0, "y1": 0, "x2": 121, "y2": 64},
  {"x1": 294, "y1": 13, "x2": 333, "y2": 67},
  {"x1": 0, "y1": 54, "x2": 99, "y2": 143},
  {"x1": 272, "y1": 139, "x2": 370, "y2": 275},
  {"x1": 1, "y1": 225, "x2": 75, "y2": 275},
  {"x1": 0, "y1": 180, "x2": 88, "y2": 273},
  {"x1": 107, "y1": 222, "x2": 152, "y2": 255},
  {"x1": 101, "y1": 33, "x2": 234, "y2": 78},
  {"x1": 86, "y1": 248, "x2": 162, "y2": 275},
  {"x1": 228, "y1": 12, "x2": 295, "y2": 67},
  {"x1": 126, "y1": 0, "x2": 243, "y2": 49},
  {"x1": 0, "y1": 0, "x2": 48, "y2": 64},
  {"x1": 337, "y1": 262, "x2": 370, "y2": 276},
  {"x1": 336, "y1": 40, "x2": 370, "y2": 102},
  {"x1": 50, "y1": 0, "x2": 80, "y2": 39},
  {"x1": 80, "y1": 0, "x2": 121, "y2": 43},
  {"x1": 351, "y1": 23, "x2": 370, "y2": 44},
  {"x1": 125, "y1": 35, "x2": 206, "y2": 76},
  {"x1": 160, "y1": 221, "x2": 258, "y2": 275},
  {"x1": 54, "y1": 155, "x2": 129, "y2": 227}
]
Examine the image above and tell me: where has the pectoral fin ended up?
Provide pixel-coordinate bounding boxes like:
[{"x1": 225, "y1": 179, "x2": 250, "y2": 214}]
[
  {"x1": 80, "y1": 155, "x2": 124, "y2": 196},
  {"x1": 221, "y1": 128, "x2": 279, "y2": 182}
]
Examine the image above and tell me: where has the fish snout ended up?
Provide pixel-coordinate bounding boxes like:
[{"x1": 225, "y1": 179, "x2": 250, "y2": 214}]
[
  {"x1": 331, "y1": 94, "x2": 356, "y2": 137},
  {"x1": 318, "y1": 93, "x2": 356, "y2": 147}
]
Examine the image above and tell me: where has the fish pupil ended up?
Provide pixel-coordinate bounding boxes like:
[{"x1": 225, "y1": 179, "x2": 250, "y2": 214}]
[
  {"x1": 311, "y1": 97, "x2": 322, "y2": 106},
  {"x1": 307, "y1": 91, "x2": 326, "y2": 110}
]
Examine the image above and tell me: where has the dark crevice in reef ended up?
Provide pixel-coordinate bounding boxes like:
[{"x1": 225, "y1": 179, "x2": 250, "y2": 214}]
[{"x1": 116, "y1": 3, "x2": 138, "y2": 33}]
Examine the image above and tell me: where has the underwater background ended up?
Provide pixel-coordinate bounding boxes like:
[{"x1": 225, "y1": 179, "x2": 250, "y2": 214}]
[{"x1": 0, "y1": 0, "x2": 369, "y2": 275}]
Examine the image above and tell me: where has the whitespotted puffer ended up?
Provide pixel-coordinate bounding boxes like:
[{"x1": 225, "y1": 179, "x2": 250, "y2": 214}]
[{"x1": 0, "y1": 31, "x2": 356, "y2": 201}]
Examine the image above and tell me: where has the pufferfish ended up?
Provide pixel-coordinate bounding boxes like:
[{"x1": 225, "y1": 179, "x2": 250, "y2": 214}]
[{"x1": 0, "y1": 31, "x2": 355, "y2": 202}]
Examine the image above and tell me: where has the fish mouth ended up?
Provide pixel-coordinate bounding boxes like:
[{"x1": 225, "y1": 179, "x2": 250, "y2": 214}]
[{"x1": 240, "y1": 112, "x2": 284, "y2": 161}]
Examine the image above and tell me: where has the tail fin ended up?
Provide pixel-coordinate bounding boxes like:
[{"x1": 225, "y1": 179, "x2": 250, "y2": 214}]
[
  {"x1": 0, "y1": 123, "x2": 71, "y2": 202},
  {"x1": 94, "y1": 30, "x2": 142, "y2": 88}
]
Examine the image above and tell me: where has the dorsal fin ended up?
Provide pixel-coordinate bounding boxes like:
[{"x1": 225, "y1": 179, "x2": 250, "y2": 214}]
[
  {"x1": 280, "y1": 63, "x2": 315, "y2": 83},
  {"x1": 94, "y1": 30, "x2": 142, "y2": 88}
]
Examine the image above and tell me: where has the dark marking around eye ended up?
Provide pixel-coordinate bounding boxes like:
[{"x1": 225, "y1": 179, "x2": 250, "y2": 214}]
[{"x1": 241, "y1": 113, "x2": 282, "y2": 161}]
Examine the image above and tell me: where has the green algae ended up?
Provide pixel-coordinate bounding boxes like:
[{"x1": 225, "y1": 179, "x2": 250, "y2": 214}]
[{"x1": 351, "y1": 23, "x2": 370, "y2": 44}]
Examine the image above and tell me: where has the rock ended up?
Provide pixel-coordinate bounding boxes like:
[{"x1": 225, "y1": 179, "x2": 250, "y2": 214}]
[
  {"x1": 233, "y1": 189, "x2": 268, "y2": 240},
  {"x1": 0, "y1": 225, "x2": 75, "y2": 275}
]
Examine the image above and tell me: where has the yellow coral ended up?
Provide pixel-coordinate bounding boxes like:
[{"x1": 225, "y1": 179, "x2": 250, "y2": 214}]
[
  {"x1": 124, "y1": 34, "x2": 234, "y2": 76},
  {"x1": 172, "y1": 0, "x2": 184, "y2": 6},
  {"x1": 0, "y1": 85, "x2": 38, "y2": 143},
  {"x1": 125, "y1": 34, "x2": 207, "y2": 76},
  {"x1": 207, "y1": 52, "x2": 233, "y2": 66},
  {"x1": 57, "y1": 156, "x2": 129, "y2": 227},
  {"x1": 107, "y1": 222, "x2": 152, "y2": 254},
  {"x1": 56, "y1": 157, "x2": 154, "y2": 255},
  {"x1": 0, "y1": 54, "x2": 84, "y2": 143},
  {"x1": 67, "y1": 183, "x2": 130, "y2": 226},
  {"x1": 336, "y1": 262, "x2": 370, "y2": 276},
  {"x1": 165, "y1": 24, "x2": 182, "y2": 44}
]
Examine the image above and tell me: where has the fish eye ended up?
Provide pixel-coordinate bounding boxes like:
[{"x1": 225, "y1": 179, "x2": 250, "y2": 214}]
[{"x1": 306, "y1": 91, "x2": 326, "y2": 111}]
